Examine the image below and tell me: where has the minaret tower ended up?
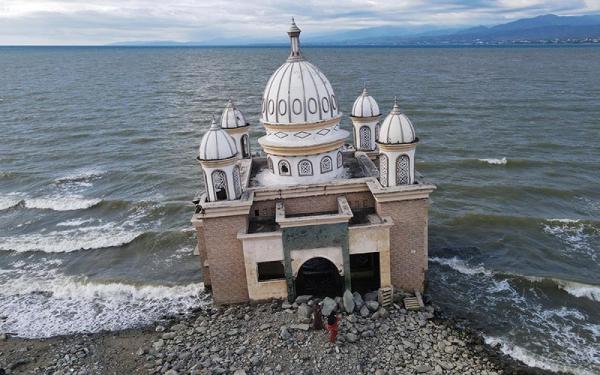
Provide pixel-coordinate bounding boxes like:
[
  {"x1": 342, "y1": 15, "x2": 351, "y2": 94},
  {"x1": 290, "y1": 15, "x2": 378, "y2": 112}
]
[
  {"x1": 377, "y1": 98, "x2": 418, "y2": 187},
  {"x1": 220, "y1": 99, "x2": 251, "y2": 159},
  {"x1": 350, "y1": 84, "x2": 381, "y2": 151},
  {"x1": 197, "y1": 117, "x2": 243, "y2": 201}
]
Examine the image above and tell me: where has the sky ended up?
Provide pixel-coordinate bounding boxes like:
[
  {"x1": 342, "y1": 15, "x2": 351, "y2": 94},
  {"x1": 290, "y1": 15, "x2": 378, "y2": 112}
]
[{"x1": 0, "y1": 0, "x2": 599, "y2": 45}]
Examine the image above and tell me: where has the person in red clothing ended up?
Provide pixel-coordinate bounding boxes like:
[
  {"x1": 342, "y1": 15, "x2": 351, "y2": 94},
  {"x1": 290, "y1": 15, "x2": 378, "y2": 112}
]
[{"x1": 324, "y1": 310, "x2": 339, "y2": 343}]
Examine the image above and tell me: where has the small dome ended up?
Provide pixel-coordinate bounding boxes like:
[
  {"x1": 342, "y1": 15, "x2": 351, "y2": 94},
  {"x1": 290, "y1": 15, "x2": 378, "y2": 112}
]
[
  {"x1": 221, "y1": 100, "x2": 248, "y2": 129},
  {"x1": 198, "y1": 118, "x2": 238, "y2": 161},
  {"x1": 351, "y1": 86, "x2": 380, "y2": 118},
  {"x1": 378, "y1": 99, "x2": 417, "y2": 144}
]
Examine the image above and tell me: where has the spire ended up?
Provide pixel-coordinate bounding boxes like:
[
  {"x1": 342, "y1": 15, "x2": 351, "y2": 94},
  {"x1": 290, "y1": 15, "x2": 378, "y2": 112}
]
[
  {"x1": 287, "y1": 17, "x2": 302, "y2": 60},
  {"x1": 226, "y1": 98, "x2": 235, "y2": 108},
  {"x1": 362, "y1": 82, "x2": 369, "y2": 96},
  {"x1": 210, "y1": 115, "x2": 220, "y2": 130},
  {"x1": 391, "y1": 96, "x2": 401, "y2": 114}
]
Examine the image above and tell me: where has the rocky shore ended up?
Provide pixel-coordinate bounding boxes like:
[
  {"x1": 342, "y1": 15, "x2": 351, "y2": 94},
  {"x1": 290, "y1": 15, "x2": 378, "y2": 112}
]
[{"x1": 0, "y1": 291, "x2": 561, "y2": 375}]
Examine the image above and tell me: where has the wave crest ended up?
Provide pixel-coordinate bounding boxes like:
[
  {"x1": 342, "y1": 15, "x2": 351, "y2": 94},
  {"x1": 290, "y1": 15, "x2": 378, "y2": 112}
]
[{"x1": 478, "y1": 157, "x2": 507, "y2": 165}]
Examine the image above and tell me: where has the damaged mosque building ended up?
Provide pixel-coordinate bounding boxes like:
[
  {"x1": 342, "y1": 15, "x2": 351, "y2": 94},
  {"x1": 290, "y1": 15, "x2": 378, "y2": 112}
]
[{"x1": 192, "y1": 20, "x2": 435, "y2": 305}]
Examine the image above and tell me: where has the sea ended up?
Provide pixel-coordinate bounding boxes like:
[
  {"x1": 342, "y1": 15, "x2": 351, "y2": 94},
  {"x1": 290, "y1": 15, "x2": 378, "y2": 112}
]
[{"x1": 0, "y1": 46, "x2": 599, "y2": 374}]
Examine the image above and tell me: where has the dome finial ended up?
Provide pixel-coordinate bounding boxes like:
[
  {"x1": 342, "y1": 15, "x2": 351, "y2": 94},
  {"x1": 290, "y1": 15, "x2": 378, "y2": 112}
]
[
  {"x1": 287, "y1": 18, "x2": 302, "y2": 60},
  {"x1": 210, "y1": 115, "x2": 220, "y2": 129},
  {"x1": 392, "y1": 97, "x2": 401, "y2": 114},
  {"x1": 362, "y1": 81, "x2": 368, "y2": 95}
]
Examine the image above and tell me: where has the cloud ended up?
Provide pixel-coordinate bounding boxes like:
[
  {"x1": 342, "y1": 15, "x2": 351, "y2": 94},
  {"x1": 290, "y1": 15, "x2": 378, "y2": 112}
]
[{"x1": 0, "y1": 0, "x2": 597, "y2": 44}]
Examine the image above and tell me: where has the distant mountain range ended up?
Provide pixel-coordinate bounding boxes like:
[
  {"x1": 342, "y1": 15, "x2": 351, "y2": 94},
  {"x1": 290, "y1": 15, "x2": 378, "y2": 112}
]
[{"x1": 110, "y1": 14, "x2": 600, "y2": 47}]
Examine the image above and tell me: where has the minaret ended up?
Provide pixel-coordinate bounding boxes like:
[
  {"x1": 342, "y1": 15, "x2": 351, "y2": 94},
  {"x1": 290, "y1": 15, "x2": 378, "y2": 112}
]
[
  {"x1": 376, "y1": 98, "x2": 418, "y2": 187},
  {"x1": 197, "y1": 117, "x2": 243, "y2": 201},
  {"x1": 350, "y1": 84, "x2": 381, "y2": 151},
  {"x1": 220, "y1": 99, "x2": 251, "y2": 159}
]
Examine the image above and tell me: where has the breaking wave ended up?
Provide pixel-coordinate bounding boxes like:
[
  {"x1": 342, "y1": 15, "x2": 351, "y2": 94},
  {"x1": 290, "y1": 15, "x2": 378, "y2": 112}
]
[
  {"x1": 484, "y1": 336, "x2": 597, "y2": 375},
  {"x1": 0, "y1": 271, "x2": 206, "y2": 338},
  {"x1": 0, "y1": 224, "x2": 144, "y2": 253},
  {"x1": 430, "y1": 256, "x2": 600, "y2": 303},
  {"x1": 478, "y1": 157, "x2": 507, "y2": 165},
  {"x1": 0, "y1": 193, "x2": 102, "y2": 211}
]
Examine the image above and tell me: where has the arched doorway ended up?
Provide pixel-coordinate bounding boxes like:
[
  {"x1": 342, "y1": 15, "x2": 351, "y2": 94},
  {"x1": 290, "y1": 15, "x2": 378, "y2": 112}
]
[{"x1": 295, "y1": 257, "x2": 342, "y2": 297}]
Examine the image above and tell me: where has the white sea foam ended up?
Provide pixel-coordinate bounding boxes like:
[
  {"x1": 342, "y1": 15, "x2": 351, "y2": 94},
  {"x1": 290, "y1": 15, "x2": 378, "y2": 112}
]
[
  {"x1": 54, "y1": 169, "x2": 104, "y2": 184},
  {"x1": 0, "y1": 271, "x2": 206, "y2": 338},
  {"x1": 542, "y1": 219, "x2": 598, "y2": 261},
  {"x1": 0, "y1": 223, "x2": 142, "y2": 253},
  {"x1": 0, "y1": 195, "x2": 22, "y2": 210},
  {"x1": 56, "y1": 218, "x2": 96, "y2": 227},
  {"x1": 478, "y1": 157, "x2": 507, "y2": 165},
  {"x1": 429, "y1": 256, "x2": 493, "y2": 276},
  {"x1": 484, "y1": 335, "x2": 597, "y2": 375},
  {"x1": 556, "y1": 280, "x2": 600, "y2": 302},
  {"x1": 24, "y1": 196, "x2": 101, "y2": 211}
]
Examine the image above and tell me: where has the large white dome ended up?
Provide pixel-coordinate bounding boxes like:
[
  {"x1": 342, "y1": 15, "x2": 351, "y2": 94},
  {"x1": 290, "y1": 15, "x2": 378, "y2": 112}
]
[
  {"x1": 198, "y1": 118, "x2": 238, "y2": 161},
  {"x1": 351, "y1": 87, "x2": 380, "y2": 118},
  {"x1": 378, "y1": 100, "x2": 417, "y2": 144},
  {"x1": 261, "y1": 22, "x2": 340, "y2": 126}
]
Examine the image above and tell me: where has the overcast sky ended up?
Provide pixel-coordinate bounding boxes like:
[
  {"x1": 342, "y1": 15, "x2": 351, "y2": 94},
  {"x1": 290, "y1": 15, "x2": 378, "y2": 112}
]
[{"x1": 1, "y1": 0, "x2": 599, "y2": 45}]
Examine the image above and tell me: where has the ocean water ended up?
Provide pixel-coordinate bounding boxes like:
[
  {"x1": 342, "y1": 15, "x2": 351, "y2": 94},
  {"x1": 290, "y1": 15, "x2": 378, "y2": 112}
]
[{"x1": 1, "y1": 46, "x2": 599, "y2": 373}]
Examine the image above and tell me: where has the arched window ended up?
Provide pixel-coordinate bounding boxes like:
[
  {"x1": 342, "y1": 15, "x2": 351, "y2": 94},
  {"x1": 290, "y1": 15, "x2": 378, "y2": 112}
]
[
  {"x1": 278, "y1": 160, "x2": 291, "y2": 176},
  {"x1": 267, "y1": 157, "x2": 274, "y2": 173},
  {"x1": 298, "y1": 159, "x2": 313, "y2": 176},
  {"x1": 241, "y1": 134, "x2": 250, "y2": 158},
  {"x1": 359, "y1": 126, "x2": 371, "y2": 150},
  {"x1": 211, "y1": 170, "x2": 228, "y2": 201},
  {"x1": 320, "y1": 156, "x2": 333, "y2": 174},
  {"x1": 379, "y1": 154, "x2": 388, "y2": 187},
  {"x1": 396, "y1": 155, "x2": 410, "y2": 185},
  {"x1": 337, "y1": 151, "x2": 343, "y2": 168},
  {"x1": 233, "y1": 165, "x2": 241, "y2": 198},
  {"x1": 375, "y1": 123, "x2": 381, "y2": 142}
]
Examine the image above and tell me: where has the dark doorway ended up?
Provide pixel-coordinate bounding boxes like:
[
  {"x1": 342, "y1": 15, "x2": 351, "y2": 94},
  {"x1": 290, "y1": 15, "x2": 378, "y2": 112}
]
[
  {"x1": 350, "y1": 253, "x2": 380, "y2": 294},
  {"x1": 295, "y1": 257, "x2": 342, "y2": 297}
]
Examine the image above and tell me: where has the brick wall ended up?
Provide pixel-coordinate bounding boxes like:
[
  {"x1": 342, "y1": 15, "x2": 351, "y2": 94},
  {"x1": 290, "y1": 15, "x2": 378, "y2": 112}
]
[
  {"x1": 202, "y1": 214, "x2": 250, "y2": 304},
  {"x1": 195, "y1": 225, "x2": 211, "y2": 287},
  {"x1": 375, "y1": 199, "x2": 429, "y2": 292}
]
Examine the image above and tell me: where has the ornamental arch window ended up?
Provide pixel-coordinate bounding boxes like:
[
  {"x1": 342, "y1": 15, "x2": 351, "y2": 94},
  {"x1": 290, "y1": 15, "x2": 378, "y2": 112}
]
[
  {"x1": 337, "y1": 151, "x2": 343, "y2": 168},
  {"x1": 278, "y1": 160, "x2": 291, "y2": 176},
  {"x1": 375, "y1": 123, "x2": 381, "y2": 142},
  {"x1": 379, "y1": 154, "x2": 388, "y2": 187},
  {"x1": 211, "y1": 170, "x2": 228, "y2": 201},
  {"x1": 267, "y1": 157, "x2": 274, "y2": 173},
  {"x1": 320, "y1": 156, "x2": 333, "y2": 174},
  {"x1": 298, "y1": 159, "x2": 313, "y2": 176},
  {"x1": 359, "y1": 126, "x2": 371, "y2": 150},
  {"x1": 396, "y1": 154, "x2": 410, "y2": 185}
]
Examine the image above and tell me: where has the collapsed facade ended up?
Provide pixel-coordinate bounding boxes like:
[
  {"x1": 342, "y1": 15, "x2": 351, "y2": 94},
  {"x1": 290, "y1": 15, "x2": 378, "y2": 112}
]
[{"x1": 192, "y1": 20, "x2": 435, "y2": 305}]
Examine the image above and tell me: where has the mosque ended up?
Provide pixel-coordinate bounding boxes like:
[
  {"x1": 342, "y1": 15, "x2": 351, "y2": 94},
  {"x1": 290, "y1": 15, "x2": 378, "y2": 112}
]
[{"x1": 192, "y1": 20, "x2": 435, "y2": 305}]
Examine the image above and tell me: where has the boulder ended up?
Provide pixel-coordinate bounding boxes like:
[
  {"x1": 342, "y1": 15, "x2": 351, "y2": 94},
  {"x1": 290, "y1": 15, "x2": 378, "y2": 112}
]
[
  {"x1": 353, "y1": 292, "x2": 364, "y2": 310},
  {"x1": 281, "y1": 301, "x2": 292, "y2": 310},
  {"x1": 343, "y1": 290, "x2": 355, "y2": 313},
  {"x1": 360, "y1": 305, "x2": 370, "y2": 317},
  {"x1": 289, "y1": 324, "x2": 310, "y2": 331},
  {"x1": 364, "y1": 291, "x2": 379, "y2": 302},
  {"x1": 346, "y1": 333, "x2": 359, "y2": 343},
  {"x1": 416, "y1": 365, "x2": 432, "y2": 373},
  {"x1": 297, "y1": 303, "x2": 311, "y2": 322},
  {"x1": 295, "y1": 295, "x2": 312, "y2": 304},
  {"x1": 279, "y1": 327, "x2": 291, "y2": 340},
  {"x1": 366, "y1": 300, "x2": 379, "y2": 312},
  {"x1": 321, "y1": 297, "x2": 337, "y2": 316}
]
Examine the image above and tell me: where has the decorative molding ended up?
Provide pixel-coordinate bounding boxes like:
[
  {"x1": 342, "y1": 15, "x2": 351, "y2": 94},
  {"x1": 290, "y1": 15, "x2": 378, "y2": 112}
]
[
  {"x1": 262, "y1": 115, "x2": 341, "y2": 132},
  {"x1": 260, "y1": 139, "x2": 346, "y2": 157},
  {"x1": 198, "y1": 156, "x2": 238, "y2": 168},
  {"x1": 377, "y1": 142, "x2": 418, "y2": 152}
]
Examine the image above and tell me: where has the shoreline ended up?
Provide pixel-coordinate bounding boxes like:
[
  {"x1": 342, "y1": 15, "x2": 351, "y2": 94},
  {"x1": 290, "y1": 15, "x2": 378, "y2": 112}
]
[{"x1": 0, "y1": 294, "x2": 565, "y2": 375}]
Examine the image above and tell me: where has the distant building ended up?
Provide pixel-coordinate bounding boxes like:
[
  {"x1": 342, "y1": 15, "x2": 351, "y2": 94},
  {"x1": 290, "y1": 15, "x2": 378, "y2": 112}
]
[{"x1": 192, "y1": 20, "x2": 435, "y2": 305}]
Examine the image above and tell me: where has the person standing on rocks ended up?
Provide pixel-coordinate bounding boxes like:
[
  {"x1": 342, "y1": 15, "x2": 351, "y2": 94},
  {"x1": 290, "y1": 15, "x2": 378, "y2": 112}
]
[
  {"x1": 324, "y1": 311, "x2": 339, "y2": 343},
  {"x1": 312, "y1": 305, "x2": 324, "y2": 330}
]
